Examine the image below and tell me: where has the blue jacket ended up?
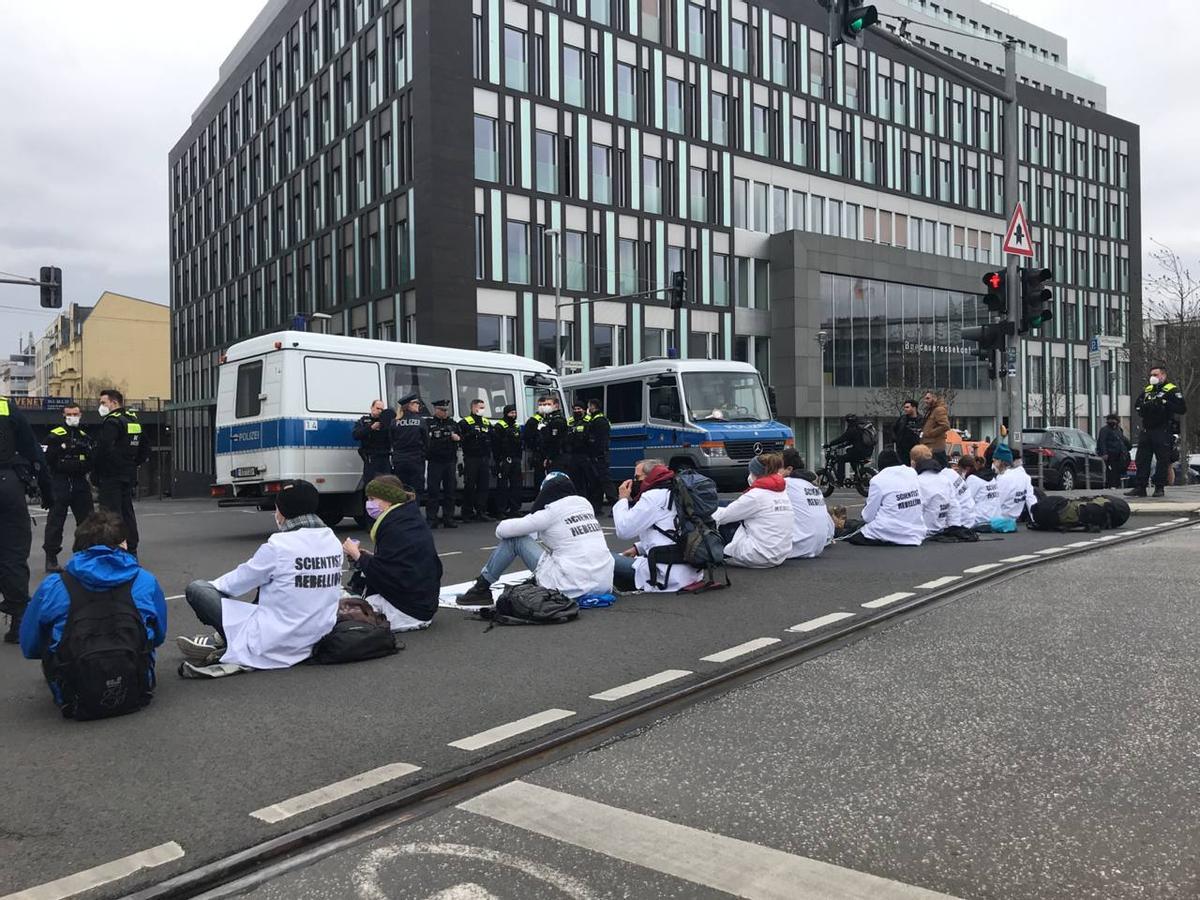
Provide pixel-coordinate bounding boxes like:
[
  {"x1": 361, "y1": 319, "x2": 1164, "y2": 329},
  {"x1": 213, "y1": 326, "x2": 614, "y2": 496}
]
[{"x1": 21, "y1": 547, "x2": 168, "y2": 702}]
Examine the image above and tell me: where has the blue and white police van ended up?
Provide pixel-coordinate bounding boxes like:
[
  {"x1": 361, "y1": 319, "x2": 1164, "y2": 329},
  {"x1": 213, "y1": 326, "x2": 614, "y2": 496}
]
[
  {"x1": 212, "y1": 331, "x2": 560, "y2": 525},
  {"x1": 561, "y1": 359, "x2": 793, "y2": 490}
]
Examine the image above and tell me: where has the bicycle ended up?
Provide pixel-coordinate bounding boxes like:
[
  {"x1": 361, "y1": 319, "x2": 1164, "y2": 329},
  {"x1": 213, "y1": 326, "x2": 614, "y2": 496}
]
[{"x1": 814, "y1": 450, "x2": 877, "y2": 498}]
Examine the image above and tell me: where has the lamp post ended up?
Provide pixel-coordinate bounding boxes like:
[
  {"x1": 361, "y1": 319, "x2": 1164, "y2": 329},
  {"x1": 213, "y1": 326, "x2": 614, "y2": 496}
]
[
  {"x1": 815, "y1": 330, "x2": 828, "y2": 460},
  {"x1": 545, "y1": 227, "x2": 563, "y2": 372}
]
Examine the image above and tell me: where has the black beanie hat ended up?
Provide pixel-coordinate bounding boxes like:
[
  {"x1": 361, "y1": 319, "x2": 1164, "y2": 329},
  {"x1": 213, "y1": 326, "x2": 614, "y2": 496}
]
[
  {"x1": 503, "y1": 403, "x2": 517, "y2": 415},
  {"x1": 274, "y1": 479, "x2": 321, "y2": 519}
]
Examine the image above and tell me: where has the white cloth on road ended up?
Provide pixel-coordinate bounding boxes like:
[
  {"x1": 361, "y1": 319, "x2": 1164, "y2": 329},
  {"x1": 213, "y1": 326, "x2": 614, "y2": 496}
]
[
  {"x1": 365, "y1": 594, "x2": 433, "y2": 632},
  {"x1": 612, "y1": 490, "x2": 703, "y2": 591}
]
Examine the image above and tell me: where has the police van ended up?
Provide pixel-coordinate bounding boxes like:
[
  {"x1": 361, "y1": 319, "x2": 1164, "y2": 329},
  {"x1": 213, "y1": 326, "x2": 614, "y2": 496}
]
[
  {"x1": 212, "y1": 331, "x2": 560, "y2": 525},
  {"x1": 561, "y1": 359, "x2": 793, "y2": 490}
]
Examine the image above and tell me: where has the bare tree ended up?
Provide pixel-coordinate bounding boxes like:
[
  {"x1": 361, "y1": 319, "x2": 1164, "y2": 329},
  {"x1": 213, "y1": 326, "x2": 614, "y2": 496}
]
[{"x1": 1138, "y1": 240, "x2": 1200, "y2": 482}]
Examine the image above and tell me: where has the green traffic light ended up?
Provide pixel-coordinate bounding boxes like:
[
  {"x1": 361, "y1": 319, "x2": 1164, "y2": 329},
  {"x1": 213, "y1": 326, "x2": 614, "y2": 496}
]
[{"x1": 850, "y1": 17, "x2": 865, "y2": 32}]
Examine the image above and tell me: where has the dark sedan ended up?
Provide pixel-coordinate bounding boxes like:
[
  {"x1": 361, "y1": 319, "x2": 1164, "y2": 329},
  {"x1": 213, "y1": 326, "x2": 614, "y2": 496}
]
[{"x1": 1022, "y1": 427, "x2": 1107, "y2": 491}]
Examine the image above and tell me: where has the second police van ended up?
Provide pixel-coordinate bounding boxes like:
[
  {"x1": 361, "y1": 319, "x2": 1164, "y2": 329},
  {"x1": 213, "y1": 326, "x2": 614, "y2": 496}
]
[
  {"x1": 562, "y1": 359, "x2": 794, "y2": 490},
  {"x1": 211, "y1": 331, "x2": 560, "y2": 525}
]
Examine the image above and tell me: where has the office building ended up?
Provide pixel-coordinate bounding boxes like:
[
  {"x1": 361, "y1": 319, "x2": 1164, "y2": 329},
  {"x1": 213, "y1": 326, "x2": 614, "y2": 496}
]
[
  {"x1": 170, "y1": 0, "x2": 1138, "y2": 484},
  {"x1": 0, "y1": 335, "x2": 36, "y2": 398}
]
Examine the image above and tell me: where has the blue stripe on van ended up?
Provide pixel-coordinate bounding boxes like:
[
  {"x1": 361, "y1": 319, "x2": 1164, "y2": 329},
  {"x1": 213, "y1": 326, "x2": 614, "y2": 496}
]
[{"x1": 216, "y1": 418, "x2": 358, "y2": 454}]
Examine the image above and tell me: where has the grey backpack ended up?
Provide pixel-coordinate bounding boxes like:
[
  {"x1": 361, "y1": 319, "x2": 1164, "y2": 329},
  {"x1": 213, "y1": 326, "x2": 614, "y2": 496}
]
[{"x1": 482, "y1": 581, "x2": 579, "y2": 626}]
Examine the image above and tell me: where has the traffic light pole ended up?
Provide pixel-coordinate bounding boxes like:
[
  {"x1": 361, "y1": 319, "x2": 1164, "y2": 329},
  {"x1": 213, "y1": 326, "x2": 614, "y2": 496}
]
[{"x1": 1002, "y1": 40, "x2": 1021, "y2": 456}]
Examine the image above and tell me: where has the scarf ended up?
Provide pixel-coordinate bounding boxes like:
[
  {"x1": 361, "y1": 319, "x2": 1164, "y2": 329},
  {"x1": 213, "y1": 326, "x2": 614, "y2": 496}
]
[
  {"x1": 630, "y1": 465, "x2": 674, "y2": 504},
  {"x1": 282, "y1": 513, "x2": 327, "y2": 532},
  {"x1": 747, "y1": 473, "x2": 786, "y2": 493}
]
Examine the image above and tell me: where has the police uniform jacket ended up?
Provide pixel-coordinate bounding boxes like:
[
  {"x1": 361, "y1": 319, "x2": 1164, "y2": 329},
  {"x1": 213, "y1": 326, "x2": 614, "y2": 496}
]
[
  {"x1": 566, "y1": 415, "x2": 590, "y2": 454},
  {"x1": 1135, "y1": 381, "x2": 1187, "y2": 430},
  {"x1": 534, "y1": 412, "x2": 568, "y2": 461},
  {"x1": 45, "y1": 425, "x2": 93, "y2": 477},
  {"x1": 493, "y1": 418, "x2": 523, "y2": 462},
  {"x1": 426, "y1": 416, "x2": 460, "y2": 462},
  {"x1": 390, "y1": 410, "x2": 427, "y2": 460},
  {"x1": 586, "y1": 412, "x2": 611, "y2": 459},
  {"x1": 94, "y1": 407, "x2": 147, "y2": 482},
  {"x1": 458, "y1": 414, "x2": 493, "y2": 458},
  {"x1": 352, "y1": 412, "x2": 394, "y2": 457}
]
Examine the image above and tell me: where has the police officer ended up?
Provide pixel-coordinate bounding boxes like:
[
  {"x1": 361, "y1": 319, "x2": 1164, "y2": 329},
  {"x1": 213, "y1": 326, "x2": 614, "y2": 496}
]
[
  {"x1": 425, "y1": 400, "x2": 460, "y2": 528},
  {"x1": 42, "y1": 402, "x2": 96, "y2": 572},
  {"x1": 93, "y1": 388, "x2": 149, "y2": 555},
  {"x1": 1127, "y1": 365, "x2": 1187, "y2": 498},
  {"x1": 529, "y1": 396, "x2": 569, "y2": 474},
  {"x1": 492, "y1": 403, "x2": 523, "y2": 517},
  {"x1": 390, "y1": 393, "x2": 428, "y2": 500},
  {"x1": 564, "y1": 401, "x2": 591, "y2": 500},
  {"x1": 585, "y1": 397, "x2": 613, "y2": 514},
  {"x1": 458, "y1": 398, "x2": 493, "y2": 522},
  {"x1": 352, "y1": 399, "x2": 395, "y2": 489},
  {"x1": 0, "y1": 395, "x2": 53, "y2": 643}
]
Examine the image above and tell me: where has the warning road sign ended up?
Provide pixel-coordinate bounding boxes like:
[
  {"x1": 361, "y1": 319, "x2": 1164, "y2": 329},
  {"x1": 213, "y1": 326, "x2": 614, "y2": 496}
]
[{"x1": 1002, "y1": 201, "x2": 1035, "y2": 257}]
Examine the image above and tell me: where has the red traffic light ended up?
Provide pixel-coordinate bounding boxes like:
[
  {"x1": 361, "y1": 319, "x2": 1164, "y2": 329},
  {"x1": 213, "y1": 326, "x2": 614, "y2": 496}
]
[{"x1": 983, "y1": 272, "x2": 1002, "y2": 290}]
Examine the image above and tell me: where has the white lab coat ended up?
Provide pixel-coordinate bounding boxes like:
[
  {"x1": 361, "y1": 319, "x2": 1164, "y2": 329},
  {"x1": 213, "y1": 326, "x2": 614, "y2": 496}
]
[
  {"x1": 966, "y1": 473, "x2": 1002, "y2": 524},
  {"x1": 917, "y1": 469, "x2": 955, "y2": 536},
  {"x1": 211, "y1": 526, "x2": 343, "y2": 669},
  {"x1": 495, "y1": 495, "x2": 614, "y2": 598},
  {"x1": 860, "y1": 465, "x2": 926, "y2": 546},
  {"x1": 712, "y1": 484, "x2": 793, "y2": 568},
  {"x1": 612, "y1": 489, "x2": 703, "y2": 591},
  {"x1": 783, "y1": 477, "x2": 834, "y2": 559},
  {"x1": 938, "y1": 467, "x2": 973, "y2": 528},
  {"x1": 997, "y1": 466, "x2": 1038, "y2": 519}
]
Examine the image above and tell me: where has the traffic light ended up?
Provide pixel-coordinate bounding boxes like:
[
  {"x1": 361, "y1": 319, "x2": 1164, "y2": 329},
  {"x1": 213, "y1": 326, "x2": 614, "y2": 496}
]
[
  {"x1": 39, "y1": 266, "x2": 62, "y2": 308},
  {"x1": 669, "y1": 270, "x2": 687, "y2": 309},
  {"x1": 962, "y1": 321, "x2": 1013, "y2": 380},
  {"x1": 830, "y1": 2, "x2": 879, "y2": 47},
  {"x1": 981, "y1": 270, "x2": 1007, "y2": 315},
  {"x1": 1019, "y1": 266, "x2": 1054, "y2": 334}
]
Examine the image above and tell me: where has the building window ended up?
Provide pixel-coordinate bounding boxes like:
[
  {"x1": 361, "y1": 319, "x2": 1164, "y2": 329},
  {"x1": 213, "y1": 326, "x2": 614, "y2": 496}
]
[
  {"x1": 592, "y1": 144, "x2": 611, "y2": 204},
  {"x1": 618, "y1": 238, "x2": 637, "y2": 294},
  {"x1": 752, "y1": 182, "x2": 767, "y2": 233},
  {"x1": 473, "y1": 115, "x2": 498, "y2": 182},
  {"x1": 712, "y1": 253, "x2": 729, "y2": 307},
  {"x1": 731, "y1": 21, "x2": 748, "y2": 72},
  {"x1": 642, "y1": 327, "x2": 676, "y2": 361},
  {"x1": 477, "y1": 313, "x2": 518, "y2": 353},
  {"x1": 474, "y1": 214, "x2": 486, "y2": 279},
  {"x1": 771, "y1": 35, "x2": 787, "y2": 87},
  {"x1": 771, "y1": 186, "x2": 787, "y2": 233},
  {"x1": 538, "y1": 318, "x2": 574, "y2": 368},
  {"x1": 689, "y1": 167, "x2": 707, "y2": 221},
  {"x1": 564, "y1": 47, "x2": 585, "y2": 107},
  {"x1": 666, "y1": 78, "x2": 684, "y2": 134},
  {"x1": 590, "y1": 0, "x2": 611, "y2": 26},
  {"x1": 752, "y1": 105, "x2": 770, "y2": 156},
  {"x1": 643, "y1": 156, "x2": 662, "y2": 214},
  {"x1": 710, "y1": 93, "x2": 728, "y2": 145},
  {"x1": 506, "y1": 220, "x2": 529, "y2": 283},
  {"x1": 593, "y1": 324, "x2": 626, "y2": 367},
  {"x1": 535, "y1": 130, "x2": 558, "y2": 193},
  {"x1": 733, "y1": 177, "x2": 748, "y2": 228},
  {"x1": 687, "y1": 2, "x2": 705, "y2": 57},
  {"x1": 565, "y1": 230, "x2": 586, "y2": 290},
  {"x1": 504, "y1": 27, "x2": 527, "y2": 92},
  {"x1": 616, "y1": 63, "x2": 636, "y2": 121},
  {"x1": 641, "y1": 0, "x2": 660, "y2": 42}
]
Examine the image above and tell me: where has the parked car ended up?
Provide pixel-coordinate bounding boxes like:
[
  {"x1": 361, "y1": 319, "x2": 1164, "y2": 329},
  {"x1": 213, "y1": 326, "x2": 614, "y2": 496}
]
[
  {"x1": 1124, "y1": 449, "x2": 1200, "y2": 485},
  {"x1": 1021, "y1": 427, "x2": 1107, "y2": 491}
]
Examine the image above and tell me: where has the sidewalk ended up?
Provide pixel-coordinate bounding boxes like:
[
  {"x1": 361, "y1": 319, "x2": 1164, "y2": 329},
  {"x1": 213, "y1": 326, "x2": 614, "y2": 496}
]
[{"x1": 1059, "y1": 483, "x2": 1200, "y2": 516}]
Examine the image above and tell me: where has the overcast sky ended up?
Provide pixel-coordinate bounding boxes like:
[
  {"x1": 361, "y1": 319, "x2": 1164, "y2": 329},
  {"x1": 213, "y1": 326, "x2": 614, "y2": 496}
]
[{"x1": 1, "y1": 0, "x2": 1195, "y2": 353}]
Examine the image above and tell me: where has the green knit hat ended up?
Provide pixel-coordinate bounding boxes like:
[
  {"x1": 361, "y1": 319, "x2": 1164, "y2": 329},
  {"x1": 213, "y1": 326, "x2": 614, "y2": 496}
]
[{"x1": 365, "y1": 475, "x2": 415, "y2": 505}]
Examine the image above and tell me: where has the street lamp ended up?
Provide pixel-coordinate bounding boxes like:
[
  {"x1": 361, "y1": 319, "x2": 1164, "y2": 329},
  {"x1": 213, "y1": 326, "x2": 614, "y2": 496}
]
[
  {"x1": 545, "y1": 227, "x2": 563, "y2": 372},
  {"x1": 814, "y1": 331, "x2": 829, "y2": 459}
]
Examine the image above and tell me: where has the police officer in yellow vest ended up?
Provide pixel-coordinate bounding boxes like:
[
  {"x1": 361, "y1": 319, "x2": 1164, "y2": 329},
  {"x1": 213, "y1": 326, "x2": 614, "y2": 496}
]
[
  {"x1": 1127, "y1": 365, "x2": 1188, "y2": 498},
  {"x1": 0, "y1": 396, "x2": 53, "y2": 643},
  {"x1": 42, "y1": 402, "x2": 96, "y2": 572},
  {"x1": 458, "y1": 398, "x2": 494, "y2": 521},
  {"x1": 93, "y1": 388, "x2": 150, "y2": 555}
]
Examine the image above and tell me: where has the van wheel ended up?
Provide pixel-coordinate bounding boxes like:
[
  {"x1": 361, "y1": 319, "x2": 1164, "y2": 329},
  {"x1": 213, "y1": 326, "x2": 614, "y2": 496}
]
[
  {"x1": 670, "y1": 458, "x2": 695, "y2": 473},
  {"x1": 318, "y1": 510, "x2": 344, "y2": 528},
  {"x1": 353, "y1": 514, "x2": 373, "y2": 529}
]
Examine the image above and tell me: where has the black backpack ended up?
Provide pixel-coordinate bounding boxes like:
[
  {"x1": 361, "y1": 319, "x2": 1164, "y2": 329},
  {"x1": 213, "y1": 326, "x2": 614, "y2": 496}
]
[
  {"x1": 51, "y1": 572, "x2": 153, "y2": 721},
  {"x1": 859, "y1": 420, "x2": 877, "y2": 449},
  {"x1": 482, "y1": 581, "x2": 579, "y2": 626},
  {"x1": 311, "y1": 620, "x2": 399, "y2": 664},
  {"x1": 647, "y1": 470, "x2": 729, "y2": 591}
]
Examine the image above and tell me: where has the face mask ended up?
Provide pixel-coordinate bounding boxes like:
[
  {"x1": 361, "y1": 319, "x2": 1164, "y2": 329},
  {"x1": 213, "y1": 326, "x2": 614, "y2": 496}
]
[
  {"x1": 1149, "y1": 376, "x2": 1161, "y2": 386},
  {"x1": 65, "y1": 416, "x2": 81, "y2": 427},
  {"x1": 747, "y1": 474, "x2": 756, "y2": 487},
  {"x1": 538, "y1": 405, "x2": 552, "y2": 414},
  {"x1": 98, "y1": 404, "x2": 111, "y2": 417},
  {"x1": 506, "y1": 415, "x2": 517, "y2": 424},
  {"x1": 365, "y1": 499, "x2": 385, "y2": 519}
]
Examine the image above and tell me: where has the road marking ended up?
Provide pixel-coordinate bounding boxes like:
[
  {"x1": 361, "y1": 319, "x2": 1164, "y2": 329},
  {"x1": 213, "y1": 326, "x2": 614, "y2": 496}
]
[
  {"x1": 460, "y1": 781, "x2": 959, "y2": 900},
  {"x1": 480, "y1": 545, "x2": 498, "y2": 550},
  {"x1": 1094, "y1": 534, "x2": 1120, "y2": 541},
  {"x1": 1064, "y1": 541, "x2": 1094, "y2": 548},
  {"x1": 915, "y1": 575, "x2": 962, "y2": 589},
  {"x1": 1035, "y1": 547, "x2": 1068, "y2": 555},
  {"x1": 961, "y1": 563, "x2": 1002, "y2": 574},
  {"x1": 861, "y1": 592, "x2": 916, "y2": 609},
  {"x1": 700, "y1": 637, "x2": 781, "y2": 663},
  {"x1": 249, "y1": 762, "x2": 422, "y2": 824},
  {"x1": 1, "y1": 841, "x2": 185, "y2": 900},
  {"x1": 787, "y1": 612, "x2": 856, "y2": 632},
  {"x1": 438, "y1": 551, "x2": 463, "y2": 557},
  {"x1": 448, "y1": 709, "x2": 575, "y2": 751},
  {"x1": 1170, "y1": 517, "x2": 1191, "y2": 524},
  {"x1": 999, "y1": 554, "x2": 1039, "y2": 562},
  {"x1": 589, "y1": 670, "x2": 692, "y2": 701},
  {"x1": 165, "y1": 594, "x2": 184, "y2": 601}
]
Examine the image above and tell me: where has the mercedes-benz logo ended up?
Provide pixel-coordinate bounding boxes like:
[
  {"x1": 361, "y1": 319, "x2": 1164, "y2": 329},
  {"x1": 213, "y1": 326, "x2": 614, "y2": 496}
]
[{"x1": 753, "y1": 441, "x2": 763, "y2": 455}]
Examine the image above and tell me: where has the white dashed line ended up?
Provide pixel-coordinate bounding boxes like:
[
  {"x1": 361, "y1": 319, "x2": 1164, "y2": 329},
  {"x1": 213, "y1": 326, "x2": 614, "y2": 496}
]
[
  {"x1": 787, "y1": 611, "x2": 856, "y2": 632},
  {"x1": 479, "y1": 545, "x2": 498, "y2": 550},
  {"x1": 437, "y1": 551, "x2": 463, "y2": 557},
  {"x1": 1036, "y1": 547, "x2": 1068, "y2": 555},
  {"x1": 861, "y1": 592, "x2": 916, "y2": 609},
  {"x1": 962, "y1": 563, "x2": 1002, "y2": 574},
  {"x1": 249, "y1": 762, "x2": 422, "y2": 824},
  {"x1": 2, "y1": 841, "x2": 185, "y2": 900},
  {"x1": 165, "y1": 594, "x2": 184, "y2": 601},
  {"x1": 448, "y1": 709, "x2": 576, "y2": 751},
  {"x1": 1064, "y1": 541, "x2": 1094, "y2": 548},
  {"x1": 999, "y1": 554, "x2": 1039, "y2": 563},
  {"x1": 915, "y1": 575, "x2": 962, "y2": 589},
  {"x1": 700, "y1": 637, "x2": 781, "y2": 663},
  {"x1": 590, "y1": 670, "x2": 692, "y2": 701},
  {"x1": 1093, "y1": 535, "x2": 1121, "y2": 541}
]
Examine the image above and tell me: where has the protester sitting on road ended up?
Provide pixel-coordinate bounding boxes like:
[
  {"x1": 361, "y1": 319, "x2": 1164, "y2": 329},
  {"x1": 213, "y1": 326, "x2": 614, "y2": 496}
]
[
  {"x1": 20, "y1": 510, "x2": 167, "y2": 715},
  {"x1": 950, "y1": 456, "x2": 979, "y2": 526},
  {"x1": 456, "y1": 472, "x2": 614, "y2": 605},
  {"x1": 962, "y1": 455, "x2": 1003, "y2": 528},
  {"x1": 712, "y1": 453, "x2": 793, "y2": 568},
  {"x1": 178, "y1": 479, "x2": 342, "y2": 673},
  {"x1": 911, "y1": 445, "x2": 954, "y2": 537},
  {"x1": 993, "y1": 442, "x2": 1038, "y2": 521},
  {"x1": 610, "y1": 459, "x2": 703, "y2": 593},
  {"x1": 842, "y1": 449, "x2": 925, "y2": 546},
  {"x1": 780, "y1": 449, "x2": 834, "y2": 560},
  {"x1": 342, "y1": 476, "x2": 441, "y2": 632}
]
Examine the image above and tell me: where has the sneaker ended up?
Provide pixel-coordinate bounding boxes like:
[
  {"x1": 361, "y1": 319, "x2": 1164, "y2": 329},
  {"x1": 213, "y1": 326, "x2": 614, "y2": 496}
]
[
  {"x1": 1153, "y1": 486, "x2": 1166, "y2": 498},
  {"x1": 456, "y1": 577, "x2": 495, "y2": 606},
  {"x1": 1124, "y1": 487, "x2": 1147, "y2": 498},
  {"x1": 177, "y1": 633, "x2": 225, "y2": 664}
]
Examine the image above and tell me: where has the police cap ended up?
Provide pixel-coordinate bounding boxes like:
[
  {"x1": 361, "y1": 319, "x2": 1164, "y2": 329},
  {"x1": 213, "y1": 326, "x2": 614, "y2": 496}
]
[
  {"x1": 398, "y1": 393, "x2": 420, "y2": 405},
  {"x1": 432, "y1": 399, "x2": 451, "y2": 409}
]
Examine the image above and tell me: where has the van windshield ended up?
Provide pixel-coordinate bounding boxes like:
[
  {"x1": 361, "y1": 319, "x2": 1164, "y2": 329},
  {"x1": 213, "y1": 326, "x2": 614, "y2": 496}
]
[{"x1": 682, "y1": 371, "x2": 771, "y2": 422}]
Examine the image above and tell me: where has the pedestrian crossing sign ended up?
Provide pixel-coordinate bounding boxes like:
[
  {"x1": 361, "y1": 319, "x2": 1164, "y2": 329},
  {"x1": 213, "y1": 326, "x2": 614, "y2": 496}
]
[{"x1": 1002, "y1": 201, "x2": 1035, "y2": 258}]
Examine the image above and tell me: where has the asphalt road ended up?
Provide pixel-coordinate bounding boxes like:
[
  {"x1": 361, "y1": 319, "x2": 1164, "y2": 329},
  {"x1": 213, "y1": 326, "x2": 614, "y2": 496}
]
[
  {"x1": 241, "y1": 521, "x2": 1200, "y2": 900},
  {"x1": 0, "y1": 498, "x2": 1191, "y2": 898}
]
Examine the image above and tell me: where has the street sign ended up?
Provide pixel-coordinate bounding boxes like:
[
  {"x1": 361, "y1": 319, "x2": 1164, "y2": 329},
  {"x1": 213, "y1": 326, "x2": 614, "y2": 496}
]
[
  {"x1": 1089, "y1": 335, "x2": 1102, "y2": 369},
  {"x1": 1097, "y1": 335, "x2": 1123, "y2": 349},
  {"x1": 1002, "y1": 201, "x2": 1035, "y2": 258},
  {"x1": 1005, "y1": 346, "x2": 1017, "y2": 378}
]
